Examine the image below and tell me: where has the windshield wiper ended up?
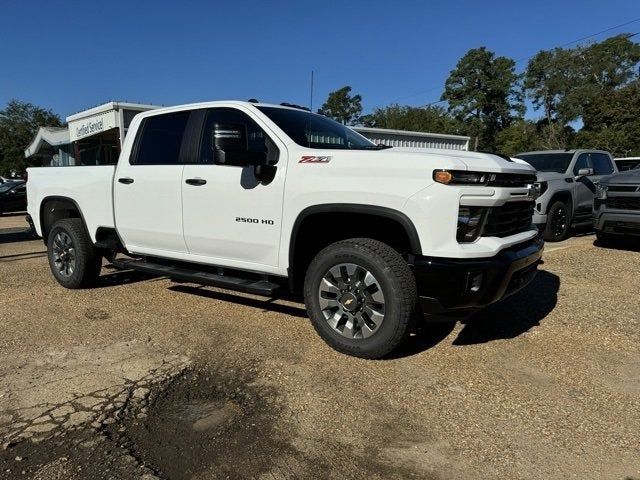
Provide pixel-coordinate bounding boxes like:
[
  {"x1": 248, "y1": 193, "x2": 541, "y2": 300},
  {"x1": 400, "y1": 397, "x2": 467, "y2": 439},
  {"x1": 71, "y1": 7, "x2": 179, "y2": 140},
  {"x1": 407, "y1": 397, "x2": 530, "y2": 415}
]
[{"x1": 359, "y1": 144, "x2": 393, "y2": 150}]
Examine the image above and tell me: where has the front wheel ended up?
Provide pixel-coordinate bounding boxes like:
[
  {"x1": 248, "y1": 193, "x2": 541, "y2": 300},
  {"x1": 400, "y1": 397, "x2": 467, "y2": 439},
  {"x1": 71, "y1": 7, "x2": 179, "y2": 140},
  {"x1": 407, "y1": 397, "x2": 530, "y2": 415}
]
[
  {"x1": 303, "y1": 238, "x2": 417, "y2": 359},
  {"x1": 544, "y1": 201, "x2": 571, "y2": 242},
  {"x1": 47, "y1": 218, "x2": 102, "y2": 289}
]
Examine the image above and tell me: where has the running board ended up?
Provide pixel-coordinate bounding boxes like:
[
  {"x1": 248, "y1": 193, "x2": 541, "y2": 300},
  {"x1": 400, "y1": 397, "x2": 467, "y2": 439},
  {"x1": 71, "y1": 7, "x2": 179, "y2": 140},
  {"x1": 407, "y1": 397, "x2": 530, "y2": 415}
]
[{"x1": 110, "y1": 258, "x2": 280, "y2": 296}]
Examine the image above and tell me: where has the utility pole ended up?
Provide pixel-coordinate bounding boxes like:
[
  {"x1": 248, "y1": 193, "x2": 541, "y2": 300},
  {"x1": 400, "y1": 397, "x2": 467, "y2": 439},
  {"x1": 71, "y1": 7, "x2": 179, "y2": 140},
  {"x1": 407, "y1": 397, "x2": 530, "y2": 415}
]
[{"x1": 310, "y1": 70, "x2": 314, "y2": 112}]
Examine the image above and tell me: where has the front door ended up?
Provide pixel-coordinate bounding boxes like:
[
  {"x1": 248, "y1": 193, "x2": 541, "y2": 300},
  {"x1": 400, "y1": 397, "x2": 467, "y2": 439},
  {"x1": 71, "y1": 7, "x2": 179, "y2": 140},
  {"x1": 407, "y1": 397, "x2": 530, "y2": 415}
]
[
  {"x1": 113, "y1": 110, "x2": 191, "y2": 255},
  {"x1": 572, "y1": 152, "x2": 615, "y2": 219},
  {"x1": 181, "y1": 107, "x2": 286, "y2": 270}
]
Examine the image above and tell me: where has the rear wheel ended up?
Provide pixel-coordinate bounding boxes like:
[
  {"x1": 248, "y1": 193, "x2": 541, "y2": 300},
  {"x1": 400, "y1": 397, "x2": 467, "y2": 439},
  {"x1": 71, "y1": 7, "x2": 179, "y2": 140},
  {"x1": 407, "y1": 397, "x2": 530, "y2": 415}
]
[
  {"x1": 47, "y1": 218, "x2": 102, "y2": 289},
  {"x1": 304, "y1": 238, "x2": 417, "y2": 359},
  {"x1": 544, "y1": 201, "x2": 571, "y2": 241}
]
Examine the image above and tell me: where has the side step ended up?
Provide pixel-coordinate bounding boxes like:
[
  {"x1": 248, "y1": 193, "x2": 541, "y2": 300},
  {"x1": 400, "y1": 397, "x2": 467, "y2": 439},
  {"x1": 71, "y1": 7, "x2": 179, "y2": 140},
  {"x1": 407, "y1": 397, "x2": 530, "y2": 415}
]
[{"x1": 110, "y1": 258, "x2": 280, "y2": 296}]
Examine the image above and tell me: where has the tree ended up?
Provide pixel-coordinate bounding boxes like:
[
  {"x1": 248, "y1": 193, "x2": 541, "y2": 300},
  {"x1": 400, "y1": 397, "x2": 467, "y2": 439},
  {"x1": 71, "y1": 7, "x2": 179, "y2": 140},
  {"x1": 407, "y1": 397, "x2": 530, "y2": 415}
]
[
  {"x1": 574, "y1": 80, "x2": 640, "y2": 157},
  {"x1": 361, "y1": 104, "x2": 464, "y2": 135},
  {"x1": 0, "y1": 100, "x2": 63, "y2": 176},
  {"x1": 524, "y1": 34, "x2": 640, "y2": 149},
  {"x1": 524, "y1": 48, "x2": 579, "y2": 148},
  {"x1": 318, "y1": 86, "x2": 363, "y2": 125},
  {"x1": 441, "y1": 47, "x2": 524, "y2": 151}
]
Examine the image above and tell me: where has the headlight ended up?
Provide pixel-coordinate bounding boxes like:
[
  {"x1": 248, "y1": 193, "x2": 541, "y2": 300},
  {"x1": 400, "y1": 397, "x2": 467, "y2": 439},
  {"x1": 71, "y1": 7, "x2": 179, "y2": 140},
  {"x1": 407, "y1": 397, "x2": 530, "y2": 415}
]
[
  {"x1": 457, "y1": 206, "x2": 488, "y2": 243},
  {"x1": 534, "y1": 181, "x2": 547, "y2": 196},
  {"x1": 434, "y1": 170, "x2": 489, "y2": 185},
  {"x1": 596, "y1": 183, "x2": 608, "y2": 199}
]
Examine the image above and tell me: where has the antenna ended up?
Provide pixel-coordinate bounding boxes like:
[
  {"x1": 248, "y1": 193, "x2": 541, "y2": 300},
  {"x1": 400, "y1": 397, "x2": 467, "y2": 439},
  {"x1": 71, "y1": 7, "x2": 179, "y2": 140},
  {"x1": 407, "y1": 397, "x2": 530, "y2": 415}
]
[{"x1": 310, "y1": 70, "x2": 314, "y2": 112}]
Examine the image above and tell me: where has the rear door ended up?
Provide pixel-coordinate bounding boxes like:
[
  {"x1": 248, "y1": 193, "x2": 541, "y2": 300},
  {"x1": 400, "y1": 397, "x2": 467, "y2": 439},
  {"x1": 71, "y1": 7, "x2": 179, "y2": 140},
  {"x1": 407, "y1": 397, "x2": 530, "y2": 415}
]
[
  {"x1": 113, "y1": 110, "x2": 191, "y2": 255},
  {"x1": 181, "y1": 107, "x2": 286, "y2": 269}
]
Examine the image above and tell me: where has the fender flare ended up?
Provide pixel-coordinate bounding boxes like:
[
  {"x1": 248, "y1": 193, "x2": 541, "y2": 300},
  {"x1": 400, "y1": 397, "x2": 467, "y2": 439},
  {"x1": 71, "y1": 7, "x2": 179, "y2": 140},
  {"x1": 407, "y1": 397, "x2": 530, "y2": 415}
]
[{"x1": 288, "y1": 203, "x2": 422, "y2": 269}]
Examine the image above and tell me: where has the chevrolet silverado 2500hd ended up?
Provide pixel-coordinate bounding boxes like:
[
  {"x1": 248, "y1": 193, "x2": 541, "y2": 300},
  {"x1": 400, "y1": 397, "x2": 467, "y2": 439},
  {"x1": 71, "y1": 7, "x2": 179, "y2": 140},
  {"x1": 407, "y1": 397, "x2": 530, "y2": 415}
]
[{"x1": 27, "y1": 101, "x2": 543, "y2": 358}]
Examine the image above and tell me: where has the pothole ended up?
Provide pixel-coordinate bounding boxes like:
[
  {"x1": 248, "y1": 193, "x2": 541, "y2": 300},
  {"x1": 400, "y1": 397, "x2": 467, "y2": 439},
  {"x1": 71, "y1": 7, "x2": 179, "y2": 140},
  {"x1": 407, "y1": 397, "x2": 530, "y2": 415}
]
[
  {"x1": 106, "y1": 366, "x2": 294, "y2": 480},
  {"x1": 1, "y1": 365, "x2": 294, "y2": 480}
]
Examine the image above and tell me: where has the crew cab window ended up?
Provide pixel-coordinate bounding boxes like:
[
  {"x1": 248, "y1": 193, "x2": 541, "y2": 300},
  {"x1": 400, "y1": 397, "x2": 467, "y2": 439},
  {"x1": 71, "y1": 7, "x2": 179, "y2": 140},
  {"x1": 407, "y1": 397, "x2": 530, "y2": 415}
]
[
  {"x1": 199, "y1": 108, "x2": 278, "y2": 166},
  {"x1": 592, "y1": 153, "x2": 614, "y2": 175},
  {"x1": 131, "y1": 111, "x2": 190, "y2": 165}
]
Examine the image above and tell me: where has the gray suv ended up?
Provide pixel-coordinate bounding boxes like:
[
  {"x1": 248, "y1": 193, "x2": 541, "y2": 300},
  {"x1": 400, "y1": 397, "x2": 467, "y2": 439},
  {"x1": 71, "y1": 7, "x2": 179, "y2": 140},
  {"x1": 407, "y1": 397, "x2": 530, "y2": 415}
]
[
  {"x1": 593, "y1": 165, "x2": 640, "y2": 243},
  {"x1": 515, "y1": 150, "x2": 617, "y2": 241}
]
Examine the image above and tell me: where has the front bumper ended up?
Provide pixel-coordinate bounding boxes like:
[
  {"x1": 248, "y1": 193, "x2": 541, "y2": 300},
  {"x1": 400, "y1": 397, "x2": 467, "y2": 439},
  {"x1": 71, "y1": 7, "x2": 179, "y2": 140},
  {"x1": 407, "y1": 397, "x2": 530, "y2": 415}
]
[
  {"x1": 410, "y1": 236, "x2": 544, "y2": 321},
  {"x1": 533, "y1": 212, "x2": 547, "y2": 231},
  {"x1": 593, "y1": 209, "x2": 640, "y2": 236}
]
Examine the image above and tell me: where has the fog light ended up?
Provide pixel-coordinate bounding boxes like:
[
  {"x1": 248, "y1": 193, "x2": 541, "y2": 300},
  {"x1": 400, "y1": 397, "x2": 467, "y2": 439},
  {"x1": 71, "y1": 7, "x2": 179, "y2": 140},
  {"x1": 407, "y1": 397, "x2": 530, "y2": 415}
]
[
  {"x1": 457, "y1": 207, "x2": 488, "y2": 242},
  {"x1": 465, "y1": 272, "x2": 483, "y2": 293}
]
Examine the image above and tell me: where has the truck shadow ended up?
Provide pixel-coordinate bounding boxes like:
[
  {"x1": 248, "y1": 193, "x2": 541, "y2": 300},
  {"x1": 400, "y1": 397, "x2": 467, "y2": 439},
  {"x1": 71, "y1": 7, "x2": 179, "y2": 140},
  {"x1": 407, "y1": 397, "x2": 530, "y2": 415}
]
[
  {"x1": 390, "y1": 270, "x2": 560, "y2": 358},
  {"x1": 453, "y1": 270, "x2": 560, "y2": 345},
  {"x1": 593, "y1": 237, "x2": 640, "y2": 253}
]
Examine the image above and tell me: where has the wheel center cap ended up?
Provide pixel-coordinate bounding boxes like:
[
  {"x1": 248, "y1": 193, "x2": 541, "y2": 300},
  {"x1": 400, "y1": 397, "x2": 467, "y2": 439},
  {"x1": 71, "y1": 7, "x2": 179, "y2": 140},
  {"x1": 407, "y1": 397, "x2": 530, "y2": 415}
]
[{"x1": 340, "y1": 293, "x2": 359, "y2": 312}]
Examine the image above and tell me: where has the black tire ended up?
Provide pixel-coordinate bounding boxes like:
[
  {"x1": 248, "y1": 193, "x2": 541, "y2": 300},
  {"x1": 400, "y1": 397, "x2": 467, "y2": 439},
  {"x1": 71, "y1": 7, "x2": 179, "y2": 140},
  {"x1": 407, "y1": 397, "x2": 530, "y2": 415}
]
[
  {"x1": 544, "y1": 200, "x2": 571, "y2": 242},
  {"x1": 303, "y1": 238, "x2": 417, "y2": 359},
  {"x1": 47, "y1": 218, "x2": 102, "y2": 289}
]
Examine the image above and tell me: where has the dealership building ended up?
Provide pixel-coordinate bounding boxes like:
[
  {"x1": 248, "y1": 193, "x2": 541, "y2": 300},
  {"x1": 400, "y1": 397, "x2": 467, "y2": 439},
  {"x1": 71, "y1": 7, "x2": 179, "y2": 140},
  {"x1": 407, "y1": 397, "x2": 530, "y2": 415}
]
[{"x1": 25, "y1": 102, "x2": 470, "y2": 166}]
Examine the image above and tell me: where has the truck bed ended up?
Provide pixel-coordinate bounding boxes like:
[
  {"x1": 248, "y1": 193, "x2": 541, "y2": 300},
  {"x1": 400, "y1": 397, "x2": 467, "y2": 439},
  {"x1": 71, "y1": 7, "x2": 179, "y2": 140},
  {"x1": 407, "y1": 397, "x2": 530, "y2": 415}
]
[{"x1": 27, "y1": 165, "x2": 116, "y2": 241}]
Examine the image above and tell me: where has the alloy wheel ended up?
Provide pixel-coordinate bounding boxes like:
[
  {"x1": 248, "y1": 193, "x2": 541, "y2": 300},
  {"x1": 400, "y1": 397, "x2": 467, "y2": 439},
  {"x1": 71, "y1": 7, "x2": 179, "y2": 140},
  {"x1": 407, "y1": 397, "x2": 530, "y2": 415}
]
[
  {"x1": 52, "y1": 231, "x2": 76, "y2": 277},
  {"x1": 318, "y1": 263, "x2": 385, "y2": 339}
]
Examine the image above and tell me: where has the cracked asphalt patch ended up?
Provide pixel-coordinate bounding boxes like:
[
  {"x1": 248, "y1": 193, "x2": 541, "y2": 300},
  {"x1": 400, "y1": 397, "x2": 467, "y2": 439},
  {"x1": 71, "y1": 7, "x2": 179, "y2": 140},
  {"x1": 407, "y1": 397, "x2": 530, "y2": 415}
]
[{"x1": 1, "y1": 219, "x2": 640, "y2": 479}]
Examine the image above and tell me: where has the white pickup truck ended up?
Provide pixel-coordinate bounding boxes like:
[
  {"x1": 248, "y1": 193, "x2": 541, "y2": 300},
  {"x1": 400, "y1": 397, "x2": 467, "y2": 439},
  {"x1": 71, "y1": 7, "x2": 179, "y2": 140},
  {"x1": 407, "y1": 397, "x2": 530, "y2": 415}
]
[{"x1": 27, "y1": 101, "x2": 543, "y2": 358}]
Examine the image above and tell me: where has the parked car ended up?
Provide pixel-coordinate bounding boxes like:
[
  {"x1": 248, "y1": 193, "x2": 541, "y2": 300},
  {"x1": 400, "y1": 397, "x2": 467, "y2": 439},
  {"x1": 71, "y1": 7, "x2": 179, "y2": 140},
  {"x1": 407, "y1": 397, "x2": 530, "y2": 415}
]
[
  {"x1": 614, "y1": 157, "x2": 640, "y2": 172},
  {"x1": 514, "y1": 150, "x2": 617, "y2": 241},
  {"x1": 593, "y1": 164, "x2": 640, "y2": 243},
  {"x1": 0, "y1": 180, "x2": 27, "y2": 215},
  {"x1": 26, "y1": 101, "x2": 543, "y2": 358}
]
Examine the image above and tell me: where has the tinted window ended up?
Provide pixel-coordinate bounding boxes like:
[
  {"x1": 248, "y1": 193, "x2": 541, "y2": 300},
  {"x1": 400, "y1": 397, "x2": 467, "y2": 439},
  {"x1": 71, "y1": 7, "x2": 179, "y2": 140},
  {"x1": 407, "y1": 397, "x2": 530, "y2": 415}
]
[
  {"x1": 14, "y1": 185, "x2": 26, "y2": 193},
  {"x1": 257, "y1": 106, "x2": 376, "y2": 150},
  {"x1": 133, "y1": 111, "x2": 190, "y2": 165},
  {"x1": 515, "y1": 153, "x2": 574, "y2": 173},
  {"x1": 200, "y1": 108, "x2": 278, "y2": 166},
  {"x1": 592, "y1": 153, "x2": 614, "y2": 175},
  {"x1": 573, "y1": 153, "x2": 590, "y2": 175}
]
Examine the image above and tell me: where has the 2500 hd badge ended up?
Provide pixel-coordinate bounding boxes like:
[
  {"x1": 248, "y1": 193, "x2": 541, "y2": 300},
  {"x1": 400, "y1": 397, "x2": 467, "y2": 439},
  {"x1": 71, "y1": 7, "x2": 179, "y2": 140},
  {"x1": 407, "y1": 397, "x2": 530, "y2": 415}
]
[{"x1": 235, "y1": 217, "x2": 275, "y2": 225}]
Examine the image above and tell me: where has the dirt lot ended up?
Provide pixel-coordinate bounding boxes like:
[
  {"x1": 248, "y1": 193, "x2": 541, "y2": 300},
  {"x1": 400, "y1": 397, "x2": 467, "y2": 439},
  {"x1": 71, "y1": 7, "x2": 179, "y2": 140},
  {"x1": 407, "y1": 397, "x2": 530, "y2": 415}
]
[{"x1": 1, "y1": 212, "x2": 639, "y2": 480}]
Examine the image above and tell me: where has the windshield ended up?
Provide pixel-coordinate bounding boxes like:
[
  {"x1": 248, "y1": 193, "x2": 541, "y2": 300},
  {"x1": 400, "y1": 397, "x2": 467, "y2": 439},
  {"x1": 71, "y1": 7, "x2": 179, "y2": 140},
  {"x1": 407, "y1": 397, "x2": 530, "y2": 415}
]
[
  {"x1": 257, "y1": 106, "x2": 380, "y2": 150},
  {"x1": 515, "y1": 153, "x2": 574, "y2": 173}
]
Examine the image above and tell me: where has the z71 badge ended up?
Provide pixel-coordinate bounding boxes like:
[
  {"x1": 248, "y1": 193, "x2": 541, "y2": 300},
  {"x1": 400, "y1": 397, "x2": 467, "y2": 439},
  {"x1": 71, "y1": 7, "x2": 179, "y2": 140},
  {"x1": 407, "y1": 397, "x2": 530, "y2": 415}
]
[{"x1": 299, "y1": 156, "x2": 331, "y2": 163}]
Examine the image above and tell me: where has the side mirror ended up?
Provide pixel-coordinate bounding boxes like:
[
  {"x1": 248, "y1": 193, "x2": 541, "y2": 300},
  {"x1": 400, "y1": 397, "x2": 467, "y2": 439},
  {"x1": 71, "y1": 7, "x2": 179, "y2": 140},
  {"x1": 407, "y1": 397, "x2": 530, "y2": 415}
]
[{"x1": 576, "y1": 167, "x2": 594, "y2": 179}]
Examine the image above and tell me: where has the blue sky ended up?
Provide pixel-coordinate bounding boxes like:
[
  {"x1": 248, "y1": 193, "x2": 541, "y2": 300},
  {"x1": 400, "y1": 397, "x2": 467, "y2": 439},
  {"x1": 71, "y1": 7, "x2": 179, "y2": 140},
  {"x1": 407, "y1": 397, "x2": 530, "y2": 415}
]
[{"x1": 1, "y1": 0, "x2": 639, "y2": 120}]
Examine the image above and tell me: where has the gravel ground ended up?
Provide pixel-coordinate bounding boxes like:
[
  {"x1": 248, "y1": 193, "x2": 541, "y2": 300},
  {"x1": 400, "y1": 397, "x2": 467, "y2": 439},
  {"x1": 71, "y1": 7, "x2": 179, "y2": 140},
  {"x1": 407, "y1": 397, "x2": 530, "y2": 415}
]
[{"x1": 0, "y1": 214, "x2": 639, "y2": 479}]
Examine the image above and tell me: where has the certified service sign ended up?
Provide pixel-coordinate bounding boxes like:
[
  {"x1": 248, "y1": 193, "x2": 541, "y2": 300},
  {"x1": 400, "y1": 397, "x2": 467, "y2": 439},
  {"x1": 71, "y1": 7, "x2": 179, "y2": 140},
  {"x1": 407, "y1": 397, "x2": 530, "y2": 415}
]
[{"x1": 69, "y1": 111, "x2": 118, "y2": 141}]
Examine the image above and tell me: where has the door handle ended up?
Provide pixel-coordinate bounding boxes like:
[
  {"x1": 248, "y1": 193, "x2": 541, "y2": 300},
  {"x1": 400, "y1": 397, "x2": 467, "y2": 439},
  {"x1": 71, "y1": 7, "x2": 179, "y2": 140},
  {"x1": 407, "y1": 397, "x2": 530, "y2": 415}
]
[
  {"x1": 118, "y1": 177, "x2": 134, "y2": 184},
  {"x1": 185, "y1": 178, "x2": 207, "y2": 186}
]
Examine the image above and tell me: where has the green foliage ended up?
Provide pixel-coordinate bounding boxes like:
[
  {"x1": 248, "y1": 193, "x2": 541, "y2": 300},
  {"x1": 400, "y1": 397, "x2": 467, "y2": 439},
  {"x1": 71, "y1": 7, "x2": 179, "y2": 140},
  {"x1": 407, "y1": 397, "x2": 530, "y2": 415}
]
[
  {"x1": 317, "y1": 86, "x2": 363, "y2": 125},
  {"x1": 441, "y1": 47, "x2": 524, "y2": 150},
  {"x1": 361, "y1": 104, "x2": 464, "y2": 135},
  {"x1": 574, "y1": 81, "x2": 640, "y2": 157},
  {"x1": 0, "y1": 99, "x2": 62, "y2": 176}
]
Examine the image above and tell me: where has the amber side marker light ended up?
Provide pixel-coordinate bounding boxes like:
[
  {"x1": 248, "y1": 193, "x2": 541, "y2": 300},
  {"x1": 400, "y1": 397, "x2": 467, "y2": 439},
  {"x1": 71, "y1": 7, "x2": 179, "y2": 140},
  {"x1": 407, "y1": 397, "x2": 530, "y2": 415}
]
[{"x1": 434, "y1": 170, "x2": 453, "y2": 184}]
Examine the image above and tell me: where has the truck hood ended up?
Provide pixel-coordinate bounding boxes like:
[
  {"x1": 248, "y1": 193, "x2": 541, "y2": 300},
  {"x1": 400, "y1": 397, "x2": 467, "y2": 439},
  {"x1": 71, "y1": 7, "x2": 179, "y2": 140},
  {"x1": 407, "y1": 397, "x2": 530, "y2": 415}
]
[
  {"x1": 600, "y1": 169, "x2": 640, "y2": 185},
  {"x1": 387, "y1": 148, "x2": 536, "y2": 175}
]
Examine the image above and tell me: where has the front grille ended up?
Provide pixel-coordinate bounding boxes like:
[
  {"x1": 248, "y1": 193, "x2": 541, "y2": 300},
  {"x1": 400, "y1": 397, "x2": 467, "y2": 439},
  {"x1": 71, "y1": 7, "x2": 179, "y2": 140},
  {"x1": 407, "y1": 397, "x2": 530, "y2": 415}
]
[
  {"x1": 482, "y1": 201, "x2": 534, "y2": 238},
  {"x1": 487, "y1": 173, "x2": 537, "y2": 188},
  {"x1": 605, "y1": 196, "x2": 640, "y2": 211},
  {"x1": 607, "y1": 185, "x2": 639, "y2": 193}
]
